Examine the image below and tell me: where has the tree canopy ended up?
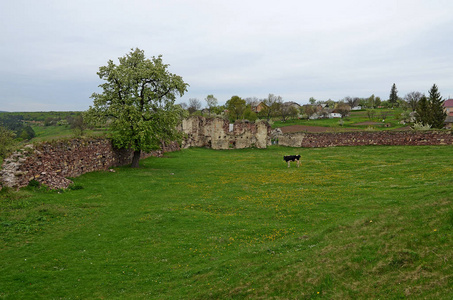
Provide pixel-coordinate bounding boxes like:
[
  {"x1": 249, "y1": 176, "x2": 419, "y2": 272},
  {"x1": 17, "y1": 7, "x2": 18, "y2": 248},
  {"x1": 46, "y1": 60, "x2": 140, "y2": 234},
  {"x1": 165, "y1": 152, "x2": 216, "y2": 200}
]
[
  {"x1": 205, "y1": 95, "x2": 218, "y2": 116},
  {"x1": 262, "y1": 94, "x2": 282, "y2": 121},
  {"x1": 226, "y1": 96, "x2": 246, "y2": 121},
  {"x1": 85, "y1": 48, "x2": 188, "y2": 167}
]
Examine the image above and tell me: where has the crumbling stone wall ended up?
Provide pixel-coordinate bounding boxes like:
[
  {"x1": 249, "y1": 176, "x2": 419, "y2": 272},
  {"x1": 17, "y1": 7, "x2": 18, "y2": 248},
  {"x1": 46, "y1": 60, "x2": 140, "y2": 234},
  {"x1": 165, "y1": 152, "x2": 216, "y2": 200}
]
[
  {"x1": 181, "y1": 116, "x2": 271, "y2": 149},
  {"x1": 278, "y1": 131, "x2": 453, "y2": 148},
  {"x1": 0, "y1": 116, "x2": 269, "y2": 190},
  {"x1": 0, "y1": 138, "x2": 179, "y2": 190}
]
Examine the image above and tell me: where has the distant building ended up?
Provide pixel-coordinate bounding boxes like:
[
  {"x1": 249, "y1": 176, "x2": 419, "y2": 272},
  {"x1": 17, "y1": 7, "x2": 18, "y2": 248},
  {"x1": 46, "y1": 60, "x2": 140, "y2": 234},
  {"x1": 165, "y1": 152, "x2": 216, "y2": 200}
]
[
  {"x1": 443, "y1": 99, "x2": 453, "y2": 116},
  {"x1": 444, "y1": 99, "x2": 453, "y2": 129},
  {"x1": 328, "y1": 113, "x2": 342, "y2": 118},
  {"x1": 252, "y1": 102, "x2": 267, "y2": 113}
]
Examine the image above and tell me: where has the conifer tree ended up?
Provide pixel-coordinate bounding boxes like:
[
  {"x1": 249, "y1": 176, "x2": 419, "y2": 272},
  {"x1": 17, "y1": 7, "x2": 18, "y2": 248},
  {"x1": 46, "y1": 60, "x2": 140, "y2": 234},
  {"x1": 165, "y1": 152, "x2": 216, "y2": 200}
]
[
  {"x1": 389, "y1": 83, "x2": 398, "y2": 108},
  {"x1": 428, "y1": 84, "x2": 446, "y2": 129},
  {"x1": 415, "y1": 95, "x2": 430, "y2": 125}
]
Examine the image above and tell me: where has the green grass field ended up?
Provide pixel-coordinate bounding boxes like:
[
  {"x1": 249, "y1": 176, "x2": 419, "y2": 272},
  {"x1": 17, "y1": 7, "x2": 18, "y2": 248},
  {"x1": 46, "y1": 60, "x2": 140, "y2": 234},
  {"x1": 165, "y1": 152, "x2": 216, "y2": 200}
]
[
  {"x1": 273, "y1": 109, "x2": 409, "y2": 130},
  {"x1": 1, "y1": 146, "x2": 452, "y2": 299},
  {"x1": 30, "y1": 125, "x2": 107, "y2": 143}
]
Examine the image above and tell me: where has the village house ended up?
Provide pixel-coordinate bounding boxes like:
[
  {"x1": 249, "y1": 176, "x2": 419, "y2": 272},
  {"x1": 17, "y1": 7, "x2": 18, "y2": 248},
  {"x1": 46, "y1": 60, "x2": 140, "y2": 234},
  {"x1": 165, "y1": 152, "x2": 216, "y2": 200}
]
[
  {"x1": 251, "y1": 101, "x2": 267, "y2": 113},
  {"x1": 444, "y1": 99, "x2": 453, "y2": 128},
  {"x1": 444, "y1": 99, "x2": 453, "y2": 116}
]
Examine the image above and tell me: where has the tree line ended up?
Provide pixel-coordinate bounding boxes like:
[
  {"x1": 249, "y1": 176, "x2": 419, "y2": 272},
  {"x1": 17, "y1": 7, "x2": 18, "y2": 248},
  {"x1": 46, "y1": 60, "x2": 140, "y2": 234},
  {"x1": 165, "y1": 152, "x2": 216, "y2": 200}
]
[{"x1": 179, "y1": 82, "x2": 447, "y2": 128}]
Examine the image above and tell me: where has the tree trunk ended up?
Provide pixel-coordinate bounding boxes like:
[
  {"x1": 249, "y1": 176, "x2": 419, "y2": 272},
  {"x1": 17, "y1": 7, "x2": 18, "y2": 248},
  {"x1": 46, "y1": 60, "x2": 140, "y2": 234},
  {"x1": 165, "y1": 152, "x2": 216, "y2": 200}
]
[{"x1": 131, "y1": 150, "x2": 141, "y2": 168}]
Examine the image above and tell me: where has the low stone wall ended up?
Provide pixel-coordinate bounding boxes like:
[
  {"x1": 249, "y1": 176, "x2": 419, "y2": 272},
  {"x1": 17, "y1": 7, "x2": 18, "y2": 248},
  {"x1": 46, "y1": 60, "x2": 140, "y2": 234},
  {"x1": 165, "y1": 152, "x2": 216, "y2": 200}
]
[
  {"x1": 0, "y1": 117, "x2": 271, "y2": 190},
  {"x1": 181, "y1": 116, "x2": 271, "y2": 149},
  {"x1": 278, "y1": 130, "x2": 453, "y2": 148},
  {"x1": 0, "y1": 138, "x2": 179, "y2": 190}
]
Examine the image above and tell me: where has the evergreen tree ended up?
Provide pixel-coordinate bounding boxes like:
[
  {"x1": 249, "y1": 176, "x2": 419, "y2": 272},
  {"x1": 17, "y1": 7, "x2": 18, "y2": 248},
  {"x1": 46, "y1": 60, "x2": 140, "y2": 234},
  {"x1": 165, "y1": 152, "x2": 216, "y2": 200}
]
[
  {"x1": 389, "y1": 83, "x2": 399, "y2": 108},
  {"x1": 415, "y1": 95, "x2": 430, "y2": 125},
  {"x1": 428, "y1": 84, "x2": 446, "y2": 129}
]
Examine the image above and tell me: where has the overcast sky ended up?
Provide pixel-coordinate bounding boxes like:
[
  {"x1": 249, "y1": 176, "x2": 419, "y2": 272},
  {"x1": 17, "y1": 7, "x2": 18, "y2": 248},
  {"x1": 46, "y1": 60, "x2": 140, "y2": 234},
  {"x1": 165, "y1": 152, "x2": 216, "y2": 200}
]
[{"x1": 1, "y1": 0, "x2": 453, "y2": 111}]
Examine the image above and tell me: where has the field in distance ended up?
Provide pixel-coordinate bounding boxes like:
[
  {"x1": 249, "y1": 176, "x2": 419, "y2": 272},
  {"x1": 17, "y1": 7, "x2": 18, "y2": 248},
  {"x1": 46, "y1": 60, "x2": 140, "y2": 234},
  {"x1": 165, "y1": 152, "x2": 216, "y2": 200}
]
[{"x1": 1, "y1": 146, "x2": 452, "y2": 299}]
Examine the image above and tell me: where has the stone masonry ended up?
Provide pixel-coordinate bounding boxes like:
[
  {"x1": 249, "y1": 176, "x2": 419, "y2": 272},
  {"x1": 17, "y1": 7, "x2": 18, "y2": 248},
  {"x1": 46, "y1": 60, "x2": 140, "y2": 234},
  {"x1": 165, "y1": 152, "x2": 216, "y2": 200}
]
[
  {"x1": 0, "y1": 138, "x2": 179, "y2": 190},
  {"x1": 277, "y1": 130, "x2": 453, "y2": 148},
  {"x1": 181, "y1": 116, "x2": 271, "y2": 149}
]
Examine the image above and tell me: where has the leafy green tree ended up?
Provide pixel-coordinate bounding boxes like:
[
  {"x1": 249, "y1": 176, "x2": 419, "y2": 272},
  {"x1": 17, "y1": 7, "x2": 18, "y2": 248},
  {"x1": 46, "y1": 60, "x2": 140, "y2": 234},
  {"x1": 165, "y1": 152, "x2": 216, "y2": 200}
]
[
  {"x1": 0, "y1": 114, "x2": 35, "y2": 140},
  {"x1": 0, "y1": 126, "x2": 17, "y2": 158},
  {"x1": 366, "y1": 94, "x2": 375, "y2": 108},
  {"x1": 389, "y1": 83, "x2": 398, "y2": 108},
  {"x1": 243, "y1": 107, "x2": 257, "y2": 122},
  {"x1": 302, "y1": 105, "x2": 317, "y2": 119},
  {"x1": 85, "y1": 48, "x2": 188, "y2": 168},
  {"x1": 288, "y1": 106, "x2": 299, "y2": 120},
  {"x1": 226, "y1": 96, "x2": 246, "y2": 120},
  {"x1": 18, "y1": 126, "x2": 35, "y2": 140},
  {"x1": 205, "y1": 94, "x2": 218, "y2": 116},
  {"x1": 367, "y1": 109, "x2": 376, "y2": 120},
  {"x1": 262, "y1": 94, "x2": 280, "y2": 120},
  {"x1": 70, "y1": 115, "x2": 86, "y2": 137},
  {"x1": 261, "y1": 94, "x2": 282, "y2": 121},
  {"x1": 375, "y1": 96, "x2": 382, "y2": 107},
  {"x1": 335, "y1": 102, "x2": 351, "y2": 118},
  {"x1": 325, "y1": 99, "x2": 335, "y2": 109},
  {"x1": 428, "y1": 84, "x2": 446, "y2": 129}
]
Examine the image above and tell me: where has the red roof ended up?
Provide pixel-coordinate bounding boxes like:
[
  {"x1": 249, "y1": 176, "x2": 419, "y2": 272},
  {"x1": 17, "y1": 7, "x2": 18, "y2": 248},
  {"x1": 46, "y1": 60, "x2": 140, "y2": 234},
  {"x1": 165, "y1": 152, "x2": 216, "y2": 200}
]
[{"x1": 444, "y1": 99, "x2": 453, "y2": 107}]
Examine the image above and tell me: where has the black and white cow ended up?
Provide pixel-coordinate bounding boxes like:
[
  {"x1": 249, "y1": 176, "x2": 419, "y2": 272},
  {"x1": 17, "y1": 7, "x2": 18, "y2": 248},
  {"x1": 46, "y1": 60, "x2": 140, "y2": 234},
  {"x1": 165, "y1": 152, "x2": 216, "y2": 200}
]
[{"x1": 283, "y1": 155, "x2": 301, "y2": 168}]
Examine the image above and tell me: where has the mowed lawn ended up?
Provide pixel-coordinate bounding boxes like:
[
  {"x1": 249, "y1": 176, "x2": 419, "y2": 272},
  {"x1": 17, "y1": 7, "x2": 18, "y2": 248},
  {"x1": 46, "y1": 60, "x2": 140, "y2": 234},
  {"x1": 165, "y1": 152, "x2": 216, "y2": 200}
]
[{"x1": 1, "y1": 146, "x2": 452, "y2": 299}]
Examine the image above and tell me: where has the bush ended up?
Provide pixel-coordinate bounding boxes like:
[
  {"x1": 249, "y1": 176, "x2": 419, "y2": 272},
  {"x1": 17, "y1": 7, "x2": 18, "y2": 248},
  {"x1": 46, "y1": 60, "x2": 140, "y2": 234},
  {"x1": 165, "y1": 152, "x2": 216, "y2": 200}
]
[
  {"x1": 68, "y1": 184, "x2": 84, "y2": 190},
  {"x1": 411, "y1": 122, "x2": 432, "y2": 131},
  {"x1": 0, "y1": 126, "x2": 17, "y2": 158},
  {"x1": 27, "y1": 179, "x2": 41, "y2": 188}
]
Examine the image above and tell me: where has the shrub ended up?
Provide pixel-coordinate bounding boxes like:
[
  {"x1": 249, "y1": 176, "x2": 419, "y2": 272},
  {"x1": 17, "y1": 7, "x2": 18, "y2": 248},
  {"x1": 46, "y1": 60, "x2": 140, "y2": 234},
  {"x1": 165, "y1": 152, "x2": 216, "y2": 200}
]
[
  {"x1": 68, "y1": 184, "x2": 84, "y2": 190},
  {"x1": 411, "y1": 122, "x2": 431, "y2": 131},
  {"x1": 0, "y1": 126, "x2": 17, "y2": 158},
  {"x1": 27, "y1": 179, "x2": 41, "y2": 188}
]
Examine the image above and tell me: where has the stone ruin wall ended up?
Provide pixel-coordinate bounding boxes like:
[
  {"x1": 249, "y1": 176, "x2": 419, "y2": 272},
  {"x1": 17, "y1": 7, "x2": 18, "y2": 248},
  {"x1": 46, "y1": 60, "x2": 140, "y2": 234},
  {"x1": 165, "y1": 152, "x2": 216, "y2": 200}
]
[
  {"x1": 0, "y1": 138, "x2": 180, "y2": 190},
  {"x1": 180, "y1": 116, "x2": 272, "y2": 150},
  {"x1": 277, "y1": 130, "x2": 453, "y2": 148},
  {"x1": 0, "y1": 117, "x2": 271, "y2": 190}
]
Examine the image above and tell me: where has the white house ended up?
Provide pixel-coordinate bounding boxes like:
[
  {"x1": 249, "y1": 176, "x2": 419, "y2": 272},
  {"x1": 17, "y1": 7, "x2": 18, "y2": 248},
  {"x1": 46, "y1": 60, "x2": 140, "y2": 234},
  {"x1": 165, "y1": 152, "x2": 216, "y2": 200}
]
[{"x1": 328, "y1": 113, "x2": 342, "y2": 118}]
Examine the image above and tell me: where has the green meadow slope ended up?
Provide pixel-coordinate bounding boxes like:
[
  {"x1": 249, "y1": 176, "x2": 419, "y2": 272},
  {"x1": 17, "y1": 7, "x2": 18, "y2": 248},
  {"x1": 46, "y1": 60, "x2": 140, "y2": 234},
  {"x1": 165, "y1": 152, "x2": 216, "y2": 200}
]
[{"x1": 1, "y1": 146, "x2": 452, "y2": 299}]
